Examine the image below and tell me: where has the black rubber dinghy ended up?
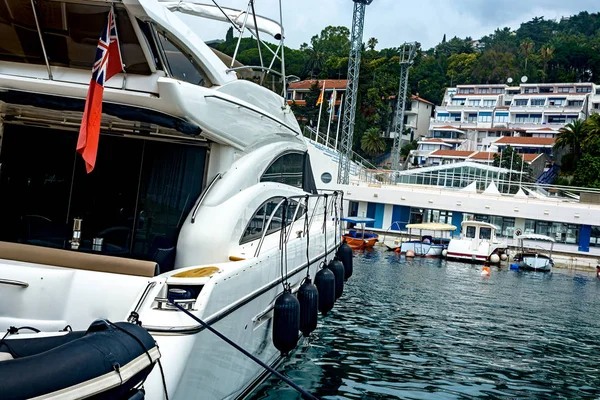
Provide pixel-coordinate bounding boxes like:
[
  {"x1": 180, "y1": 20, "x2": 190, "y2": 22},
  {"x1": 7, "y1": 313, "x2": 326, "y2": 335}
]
[{"x1": 0, "y1": 320, "x2": 160, "y2": 400}]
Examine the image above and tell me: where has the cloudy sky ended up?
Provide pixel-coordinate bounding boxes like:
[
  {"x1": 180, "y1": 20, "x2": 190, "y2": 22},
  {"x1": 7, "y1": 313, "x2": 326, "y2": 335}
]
[{"x1": 183, "y1": 0, "x2": 600, "y2": 50}]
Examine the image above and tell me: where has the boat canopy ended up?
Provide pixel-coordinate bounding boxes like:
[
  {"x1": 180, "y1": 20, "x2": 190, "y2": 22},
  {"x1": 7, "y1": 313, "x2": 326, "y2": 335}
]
[
  {"x1": 341, "y1": 217, "x2": 376, "y2": 224},
  {"x1": 160, "y1": 2, "x2": 284, "y2": 39},
  {"x1": 461, "y1": 221, "x2": 498, "y2": 230},
  {"x1": 517, "y1": 234, "x2": 556, "y2": 242},
  {"x1": 406, "y1": 223, "x2": 457, "y2": 231}
]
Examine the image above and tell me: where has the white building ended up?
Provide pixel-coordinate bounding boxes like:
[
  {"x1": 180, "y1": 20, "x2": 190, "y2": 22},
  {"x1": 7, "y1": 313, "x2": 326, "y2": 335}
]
[
  {"x1": 386, "y1": 95, "x2": 435, "y2": 141},
  {"x1": 431, "y1": 83, "x2": 600, "y2": 147}
]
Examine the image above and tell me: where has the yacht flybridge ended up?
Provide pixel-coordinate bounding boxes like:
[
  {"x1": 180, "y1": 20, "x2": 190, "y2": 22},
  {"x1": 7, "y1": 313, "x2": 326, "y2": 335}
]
[{"x1": 0, "y1": 1, "x2": 346, "y2": 398}]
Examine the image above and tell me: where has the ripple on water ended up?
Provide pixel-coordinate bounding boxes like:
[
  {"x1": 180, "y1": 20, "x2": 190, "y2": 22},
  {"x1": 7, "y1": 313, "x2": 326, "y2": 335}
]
[{"x1": 250, "y1": 248, "x2": 600, "y2": 399}]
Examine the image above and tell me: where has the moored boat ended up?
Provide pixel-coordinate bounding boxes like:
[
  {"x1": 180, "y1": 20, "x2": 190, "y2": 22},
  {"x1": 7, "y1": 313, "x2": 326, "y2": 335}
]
[
  {"x1": 341, "y1": 217, "x2": 379, "y2": 249},
  {"x1": 385, "y1": 223, "x2": 455, "y2": 257},
  {"x1": 513, "y1": 233, "x2": 555, "y2": 272},
  {"x1": 447, "y1": 221, "x2": 508, "y2": 263}
]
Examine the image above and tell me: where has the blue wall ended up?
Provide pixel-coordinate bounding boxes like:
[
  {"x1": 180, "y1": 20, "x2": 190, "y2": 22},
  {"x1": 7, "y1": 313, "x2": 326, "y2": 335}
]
[
  {"x1": 366, "y1": 202, "x2": 385, "y2": 229},
  {"x1": 366, "y1": 203, "x2": 376, "y2": 228},
  {"x1": 391, "y1": 205, "x2": 411, "y2": 231},
  {"x1": 451, "y1": 211, "x2": 463, "y2": 237},
  {"x1": 579, "y1": 225, "x2": 591, "y2": 253}
]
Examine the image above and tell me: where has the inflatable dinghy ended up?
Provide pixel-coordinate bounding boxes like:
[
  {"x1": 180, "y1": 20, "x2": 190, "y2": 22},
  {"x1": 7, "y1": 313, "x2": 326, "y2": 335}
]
[{"x1": 0, "y1": 320, "x2": 160, "y2": 400}]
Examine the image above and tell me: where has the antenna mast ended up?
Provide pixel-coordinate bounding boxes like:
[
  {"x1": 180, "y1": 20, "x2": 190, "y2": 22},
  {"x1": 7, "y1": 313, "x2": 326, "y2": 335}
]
[
  {"x1": 337, "y1": 0, "x2": 373, "y2": 184},
  {"x1": 390, "y1": 42, "x2": 417, "y2": 171}
]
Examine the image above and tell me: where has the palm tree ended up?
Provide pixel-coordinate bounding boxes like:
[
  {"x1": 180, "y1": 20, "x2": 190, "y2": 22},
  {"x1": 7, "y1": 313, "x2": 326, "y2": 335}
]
[
  {"x1": 540, "y1": 45, "x2": 554, "y2": 82},
  {"x1": 302, "y1": 46, "x2": 326, "y2": 78},
  {"x1": 555, "y1": 119, "x2": 586, "y2": 158},
  {"x1": 361, "y1": 127, "x2": 386, "y2": 156},
  {"x1": 583, "y1": 113, "x2": 600, "y2": 149},
  {"x1": 367, "y1": 37, "x2": 378, "y2": 51},
  {"x1": 520, "y1": 39, "x2": 534, "y2": 72}
]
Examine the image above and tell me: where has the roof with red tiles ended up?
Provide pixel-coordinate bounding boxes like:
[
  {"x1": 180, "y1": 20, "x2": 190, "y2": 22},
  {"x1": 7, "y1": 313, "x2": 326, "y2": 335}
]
[
  {"x1": 288, "y1": 79, "x2": 348, "y2": 90},
  {"x1": 430, "y1": 150, "x2": 476, "y2": 158},
  {"x1": 495, "y1": 136, "x2": 555, "y2": 146},
  {"x1": 469, "y1": 152, "x2": 498, "y2": 160},
  {"x1": 521, "y1": 153, "x2": 544, "y2": 162}
]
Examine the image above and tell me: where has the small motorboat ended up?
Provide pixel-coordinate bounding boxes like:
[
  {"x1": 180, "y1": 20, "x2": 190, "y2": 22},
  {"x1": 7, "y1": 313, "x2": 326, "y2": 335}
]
[
  {"x1": 385, "y1": 223, "x2": 456, "y2": 257},
  {"x1": 446, "y1": 221, "x2": 508, "y2": 263},
  {"x1": 513, "y1": 233, "x2": 555, "y2": 272},
  {"x1": 341, "y1": 217, "x2": 379, "y2": 249},
  {"x1": 0, "y1": 319, "x2": 160, "y2": 400}
]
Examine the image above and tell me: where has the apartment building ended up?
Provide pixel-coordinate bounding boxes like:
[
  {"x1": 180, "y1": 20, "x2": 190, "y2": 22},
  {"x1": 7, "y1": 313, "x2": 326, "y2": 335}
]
[{"x1": 431, "y1": 82, "x2": 599, "y2": 150}]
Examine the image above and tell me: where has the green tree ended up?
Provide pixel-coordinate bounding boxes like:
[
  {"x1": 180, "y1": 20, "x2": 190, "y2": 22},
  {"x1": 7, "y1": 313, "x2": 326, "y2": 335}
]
[
  {"x1": 361, "y1": 127, "x2": 386, "y2": 156},
  {"x1": 493, "y1": 146, "x2": 530, "y2": 193},
  {"x1": 520, "y1": 39, "x2": 534, "y2": 72},
  {"x1": 554, "y1": 119, "x2": 586, "y2": 159},
  {"x1": 573, "y1": 153, "x2": 600, "y2": 188},
  {"x1": 367, "y1": 37, "x2": 378, "y2": 51},
  {"x1": 447, "y1": 53, "x2": 477, "y2": 85},
  {"x1": 540, "y1": 45, "x2": 554, "y2": 81},
  {"x1": 400, "y1": 140, "x2": 418, "y2": 158}
]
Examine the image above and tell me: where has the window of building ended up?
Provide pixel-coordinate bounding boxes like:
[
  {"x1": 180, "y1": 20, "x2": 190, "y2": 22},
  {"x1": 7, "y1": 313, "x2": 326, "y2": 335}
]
[
  {"x1": 495, "y1": 112, "x2": 509, "y2": 123},
  {"x1": 514, "y1": 99, "x2": 528, "y2": 106},
  {"x1": 515, "y1": 114, "x2": 529, "y2": 123},
  {"x1": 547, "y1": 115, "x2": 567, "y2": 124},
  {"x1": 576, "y1": 86, "x2": 592, "y2": 93},
  {"x1": 596, "y1": 89, "x2": 600, "y2": 95},
  {"x1": 531, "y1": 99, "x2": 545, "y2": 106},
  {"x1": 504, "y1": 101, "x2": 512, "y2": 106},
  {"x1": 479, "y1": 88, "x2": 489, "y2": 94},
  {"x1": 491, "y1": 88, "x2": 504, "y2": 94},
  {"x1": 540, "y1": 87, "x2": 553, "y2": 93},
  {"x1": 478, "y1": 112, "x2": 492, "y2": 123},
  {"x1": 468, "y1": 114, "x2": 477, "y2": 123},
  {"x1": 558, "y1": 87, "x2": 572, "y2": 93},
  {"x1": 548, "y1": 98, "x2": 565, "y2": 106},
  {"x1": 565, "y1": 115, "x2": 579, "y2": 124},
  {"x1": 468, "y1": 99, "x2": 480, "y2": 106},
  {"x1": 483, "y1": 99, "x2": 496, "y2": 107},
  {"x1": 466, "y1": 226, "x2": 476, "y2": 238},
  {"x1": 590, "y1": 226, "x2": 600, "y2": 247},
  {"x1": 156, "y1": 31, "x2": 211, "y2": 87},
  {"x1": 523, "y1": 88, "x2": 537, "y2": 94},
  {"x1": 286, "y1": 92, "x2": 293, "y2": 100},
  {"x1": 567, "y1": 100, "x2": 584, "y2": 107},
  {"x1": 451, "y1": 98, "x2": 466, "y2": 105},
  {"x1": 295, "y1": 92, "x2": 305, "y2": 100},
  {"x1": 450, "y1": 113, "x2": 461, "y2": 122},
  {"x1": 437, "y1": 113, "x2": 450, "y2": 121},
  {"x1": 523, "y1": 220, "x2": 579, "y2": 244},
  {"x1": 261, "y1": 152, "x2": 304, "y2": 189},
  {"x1": 458, "y1": 88, "x2": 475, "y2": 94}
]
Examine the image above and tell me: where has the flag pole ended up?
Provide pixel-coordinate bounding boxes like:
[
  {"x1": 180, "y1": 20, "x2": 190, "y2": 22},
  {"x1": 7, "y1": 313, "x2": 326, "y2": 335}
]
[
  {"x1": 508, "y1": 150, "x2": 514, "y2": 193},
  {"x1": 325, "y1": 89, "x2": 336, "y2": 148},
  {"x1": 519, "y1": 152, "x2": 525, "y2": 187},
  {"x1": 315, "y1": 80, "x2": 326, "y2": 143},
  {"x1": 335, "y1": 93, "x2": 344, "y2": 150}
]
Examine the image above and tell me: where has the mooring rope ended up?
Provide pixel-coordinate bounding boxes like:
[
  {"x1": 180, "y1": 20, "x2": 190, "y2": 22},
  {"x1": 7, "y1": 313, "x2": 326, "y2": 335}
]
[{"x1": 171, "y1": 302, "x2": 318, "y2": 400}]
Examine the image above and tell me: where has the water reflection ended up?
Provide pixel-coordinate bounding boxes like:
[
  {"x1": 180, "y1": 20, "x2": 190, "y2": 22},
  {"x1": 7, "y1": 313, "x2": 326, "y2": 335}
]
[{"x1": 250, "y1": 247, "x2": 600, "y2": 399}]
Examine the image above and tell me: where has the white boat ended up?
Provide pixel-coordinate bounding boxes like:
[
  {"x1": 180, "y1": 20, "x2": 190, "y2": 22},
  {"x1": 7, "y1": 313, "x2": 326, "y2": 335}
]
[
  {"x1": 0, "y1": 1, "x2": 344, "y2": 398},
  {"x1": 446, "y1": 221, "x2": 508, "y2": 263},
  {"x1": 385, "y1": 223, "x2": 455, "y2": 258},
  {"x1": 513, "y1": 234, "x2": 555, "y2": 272}
]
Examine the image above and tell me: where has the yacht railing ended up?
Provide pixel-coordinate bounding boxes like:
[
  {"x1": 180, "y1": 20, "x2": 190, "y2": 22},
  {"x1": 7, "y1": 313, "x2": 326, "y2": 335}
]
[{"x1": 254, "y1": 191, "x2": 343, "y2": 258}]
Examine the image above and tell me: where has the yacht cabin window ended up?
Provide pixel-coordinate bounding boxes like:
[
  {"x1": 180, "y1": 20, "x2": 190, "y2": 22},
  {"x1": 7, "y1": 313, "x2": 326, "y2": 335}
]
[
  {"x1": 155, "y1": 30, "x2": 212, "y2": 87},
  {"x1": 0, "y1": 1, "x2": 151, "y2": 75},
  {"x1": 240, "y1": 198, "x2": 305, "y2": 245},
  {"x1": 261, "y1": 152, "x2": 304, "y2": 189}
]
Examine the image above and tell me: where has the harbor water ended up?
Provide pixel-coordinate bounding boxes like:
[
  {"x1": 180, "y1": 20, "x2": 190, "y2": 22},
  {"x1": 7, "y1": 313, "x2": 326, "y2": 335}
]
[{"x1": 250, "y1": 247, "x2": 600, "y2": 399}]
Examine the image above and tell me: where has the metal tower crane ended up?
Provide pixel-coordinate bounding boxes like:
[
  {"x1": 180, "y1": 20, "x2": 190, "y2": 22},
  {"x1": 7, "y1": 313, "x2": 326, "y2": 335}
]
[
  {"x1": 390, "y1": 42, "x2": 417, "y2": 171},
  {"x1": 337, "y1": 0, "x2": 373, "y2": 184}
]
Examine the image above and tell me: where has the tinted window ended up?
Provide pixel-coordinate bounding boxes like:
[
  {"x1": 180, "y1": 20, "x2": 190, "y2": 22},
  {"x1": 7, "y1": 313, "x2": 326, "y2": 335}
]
[
  {"x1": 156, "y1": 31, "x2": 211, "y2": 87},
  {"x1": 261, "y1": 153, "x2": 304, "y2": 189},
  {"x1": 480, "y1": 228, "x2": 492, "y2": 240},
  {"x1": 466, "y1": 226, "x2": 476, "y2": 238},
  {"x1": 240, "y1": 198, "x2": 305, "y2": 244},
  {"x1": 0, "y1": 1, "x2": 150, "y2": 74}
]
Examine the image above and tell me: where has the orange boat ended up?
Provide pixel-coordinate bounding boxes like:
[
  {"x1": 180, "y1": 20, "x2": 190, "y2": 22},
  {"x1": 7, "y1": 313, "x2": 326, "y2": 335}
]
[{"x1": 341, "y1": 217, "x2": 379, "y2": 249}]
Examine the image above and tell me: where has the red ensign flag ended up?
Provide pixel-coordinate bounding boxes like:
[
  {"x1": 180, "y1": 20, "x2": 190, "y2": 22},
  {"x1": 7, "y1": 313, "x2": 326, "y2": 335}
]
[{"x1": 77, "y1": 6, "x2": 123, "y2": 173}]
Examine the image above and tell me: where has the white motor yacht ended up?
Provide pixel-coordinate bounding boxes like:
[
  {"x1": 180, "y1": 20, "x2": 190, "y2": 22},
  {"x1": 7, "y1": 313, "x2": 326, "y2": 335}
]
[{"x1": 0, "y1": 1, "x2": 345, "y2": 398}]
